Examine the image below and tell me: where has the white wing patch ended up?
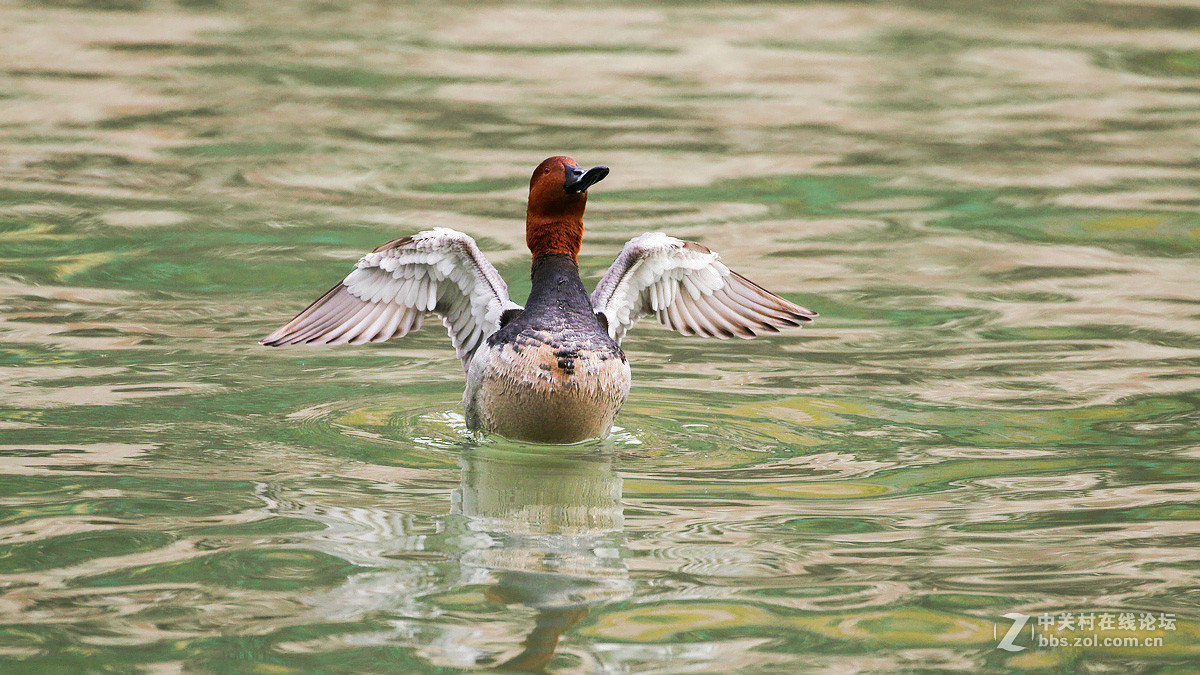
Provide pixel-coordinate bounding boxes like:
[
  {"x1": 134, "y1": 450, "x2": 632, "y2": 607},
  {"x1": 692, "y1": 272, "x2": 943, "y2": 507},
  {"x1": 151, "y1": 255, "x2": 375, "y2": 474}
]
[
  {"x1": 261, "y1": 228, "x2": 519, "y2": 368},
  {"x1": 590, "y1": 232, "x2": 816, "y2": 343}
]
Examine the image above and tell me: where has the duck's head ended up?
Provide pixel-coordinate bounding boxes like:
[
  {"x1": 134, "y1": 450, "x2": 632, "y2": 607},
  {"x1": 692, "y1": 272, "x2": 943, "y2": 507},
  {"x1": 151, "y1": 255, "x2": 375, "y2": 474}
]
[{"x1": 526, "y1": 156, "x2": 609, "y2": 261}]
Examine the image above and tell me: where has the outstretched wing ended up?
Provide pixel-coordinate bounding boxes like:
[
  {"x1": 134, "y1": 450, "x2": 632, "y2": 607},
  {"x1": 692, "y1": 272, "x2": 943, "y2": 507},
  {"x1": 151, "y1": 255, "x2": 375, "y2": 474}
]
[
  {"x1": 261, "y1": 228, "x2": 519, "y2": 367},
  {"x1": 590, "y1": 232, "x2": 816, "y2": 344}
]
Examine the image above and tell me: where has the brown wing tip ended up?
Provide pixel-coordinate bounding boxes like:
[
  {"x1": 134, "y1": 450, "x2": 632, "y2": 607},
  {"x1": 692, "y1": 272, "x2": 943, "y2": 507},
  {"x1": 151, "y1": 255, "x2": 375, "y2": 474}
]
[
  {"x1": 260, "y1": 332, "x2": 303, "y2": 346},
  {"x1": 729, "y1": 270, "x2": 817, "y2": 318},
  {"x1": 372, "y1": 235, "x2": 414, "y2": 253}
]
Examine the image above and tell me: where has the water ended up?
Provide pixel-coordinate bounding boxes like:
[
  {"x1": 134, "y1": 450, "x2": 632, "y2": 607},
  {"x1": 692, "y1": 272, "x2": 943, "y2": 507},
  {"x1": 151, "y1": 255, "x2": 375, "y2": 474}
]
[{"x1": 2, "y1": 1, "x2": 1199, "y2": 671}]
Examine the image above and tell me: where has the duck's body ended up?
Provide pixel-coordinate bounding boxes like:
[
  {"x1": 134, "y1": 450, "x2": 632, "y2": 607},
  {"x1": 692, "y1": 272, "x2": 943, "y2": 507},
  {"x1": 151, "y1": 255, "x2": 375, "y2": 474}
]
[
  {"x1": 465, "y1": 254, "x2": 630, "y2": 443},
  {"x1": 262, "y1": 157, "x2": 815, "y2": 443}
]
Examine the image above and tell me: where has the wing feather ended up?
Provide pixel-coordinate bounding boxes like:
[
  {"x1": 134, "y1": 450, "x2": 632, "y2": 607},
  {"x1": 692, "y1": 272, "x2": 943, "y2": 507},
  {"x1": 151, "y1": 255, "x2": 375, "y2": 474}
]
[
  {"x1": 339, "y1": 302, "x2": 388, "y2": 346},
  {"x1": 590, "y1": 232, "x2": 816, "y2": 344},
  {"x1": 355, "y1": 303, "x2": 397, "y2": 344},
  {"x1": 374, "y1": 305, "x2": 406, "y2": 343},
  {"x1": 677, "y1": 292, "x2": 715, "y2": 337},
  {"x1": 261, "y1": 228, "x2": 519, "y2": 367}
]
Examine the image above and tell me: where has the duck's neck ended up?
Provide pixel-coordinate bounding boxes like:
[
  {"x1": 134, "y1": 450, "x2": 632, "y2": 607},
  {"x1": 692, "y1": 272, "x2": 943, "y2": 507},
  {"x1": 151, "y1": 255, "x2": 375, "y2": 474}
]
[
  {"x1": 526, "y1": 253, "x2": 593, "y2": 314},
  {"x1": 526, "y1": 212, "x2": 584, "y2": 261}
]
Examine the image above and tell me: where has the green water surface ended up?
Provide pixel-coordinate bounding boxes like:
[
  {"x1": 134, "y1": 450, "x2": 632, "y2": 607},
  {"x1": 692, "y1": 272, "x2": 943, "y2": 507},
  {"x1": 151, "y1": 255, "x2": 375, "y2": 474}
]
[{"x1": 1, "y1": 1, "x2": 1199, "y2": 672}]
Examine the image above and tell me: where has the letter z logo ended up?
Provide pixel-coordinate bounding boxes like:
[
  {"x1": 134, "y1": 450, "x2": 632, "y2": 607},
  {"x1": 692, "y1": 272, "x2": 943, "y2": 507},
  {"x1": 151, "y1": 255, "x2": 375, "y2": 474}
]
[{"x1": 997, "y1": 612, "x2": 1029, "y2": 652}]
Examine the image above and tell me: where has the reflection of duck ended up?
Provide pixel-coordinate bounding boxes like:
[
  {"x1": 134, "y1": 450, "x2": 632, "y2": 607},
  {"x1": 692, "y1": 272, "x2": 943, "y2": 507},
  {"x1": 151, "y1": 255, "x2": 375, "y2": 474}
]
[
  {"x1": 454, "y1": 447, "x2": 629, "y2": 671},
  {"x1": 282, "y1": 445, "x2": 629, "y2": 670},
  {"x1": 263, "y1": 156, "x2": 816, "y2": 442}
]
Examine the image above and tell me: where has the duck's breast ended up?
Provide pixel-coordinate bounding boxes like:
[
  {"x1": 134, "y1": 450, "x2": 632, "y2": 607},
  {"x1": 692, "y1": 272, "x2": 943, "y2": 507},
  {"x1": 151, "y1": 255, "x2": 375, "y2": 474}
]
[{"x1": 464, "y1": 328, "x2": 631, "y2": 444}]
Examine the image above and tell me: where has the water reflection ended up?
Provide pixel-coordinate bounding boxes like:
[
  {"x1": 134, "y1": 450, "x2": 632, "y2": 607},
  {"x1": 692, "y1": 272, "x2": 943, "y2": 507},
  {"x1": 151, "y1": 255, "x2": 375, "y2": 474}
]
[
  {"x1": 455, "y1": 447, "x2": 629, "y2": 670},
  {"x1": 3, "y1": 0, "x2": 1200, "y2": 670},
  {"x1": 294, "y1": 444, "x2": 628, "y2": 670}
]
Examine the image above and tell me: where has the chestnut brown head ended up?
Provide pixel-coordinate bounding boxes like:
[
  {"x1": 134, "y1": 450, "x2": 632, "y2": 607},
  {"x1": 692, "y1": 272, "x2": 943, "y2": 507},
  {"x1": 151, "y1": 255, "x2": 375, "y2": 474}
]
[{"x1": 525, "y1": 156, "x2": 609, "y2": 260}]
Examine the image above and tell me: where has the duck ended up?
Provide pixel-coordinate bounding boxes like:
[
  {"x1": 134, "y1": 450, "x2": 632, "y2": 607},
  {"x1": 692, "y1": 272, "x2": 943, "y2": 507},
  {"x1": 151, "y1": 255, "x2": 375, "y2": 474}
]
[{"x1": 261, "y1": 156, "x2": 816, "y2": 443}]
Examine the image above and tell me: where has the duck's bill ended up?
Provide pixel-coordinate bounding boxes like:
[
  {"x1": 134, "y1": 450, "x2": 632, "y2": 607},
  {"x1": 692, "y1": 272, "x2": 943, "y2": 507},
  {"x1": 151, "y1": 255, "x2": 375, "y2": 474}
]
[{"x1": 564, "y1": 165, "x2": 609, "y2": 193}]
